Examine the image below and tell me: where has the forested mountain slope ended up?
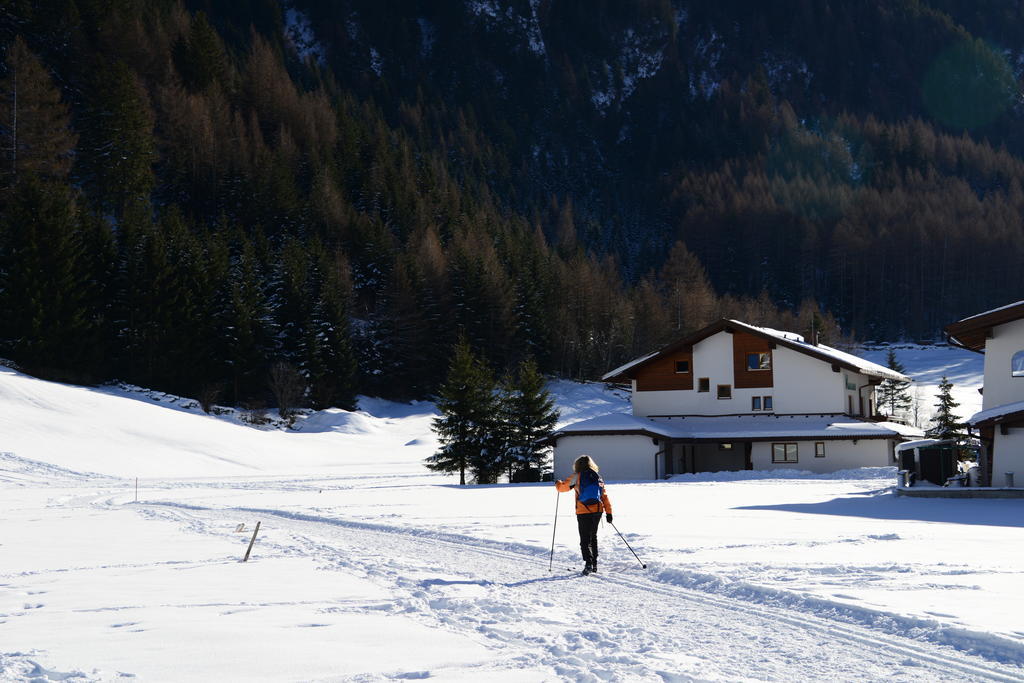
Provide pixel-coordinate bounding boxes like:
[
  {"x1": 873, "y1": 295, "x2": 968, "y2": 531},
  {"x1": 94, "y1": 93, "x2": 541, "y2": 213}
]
[{"x1": 0, "y1": 0, "x2": 1021, "y2": 405}]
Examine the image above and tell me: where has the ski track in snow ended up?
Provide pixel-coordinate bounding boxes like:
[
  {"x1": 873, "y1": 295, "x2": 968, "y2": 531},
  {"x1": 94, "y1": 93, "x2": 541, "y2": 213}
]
[{"x1": 61, "y1": 487, "x2": 1024, "y2": 682}]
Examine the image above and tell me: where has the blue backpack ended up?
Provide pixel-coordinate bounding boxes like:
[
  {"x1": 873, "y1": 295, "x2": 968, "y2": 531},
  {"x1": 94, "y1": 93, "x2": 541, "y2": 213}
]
[{"x1": 577, "y1": 469, "x2": 602, "y2": 506}]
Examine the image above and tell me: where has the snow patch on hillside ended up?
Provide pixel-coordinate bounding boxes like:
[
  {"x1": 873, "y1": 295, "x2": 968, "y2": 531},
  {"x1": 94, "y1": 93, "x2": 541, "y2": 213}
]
[
  {"x1": 859, "y1": 344, "x2": 984, "y2": 427},
  {"x1": 466, "y1": 0, "x2": 546, "y2": 57},
  {"x1": 590, "y1": 26, "x2": 668, "y2": 112},
  {"x1": 283, "y1": 5, "x2": 323, "y2": 63}
]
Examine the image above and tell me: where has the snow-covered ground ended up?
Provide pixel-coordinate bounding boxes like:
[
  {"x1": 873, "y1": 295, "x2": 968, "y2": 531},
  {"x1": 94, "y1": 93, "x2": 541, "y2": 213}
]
[{"x1": 2, "y1": 348, "x2": 1022, "y2": 682}]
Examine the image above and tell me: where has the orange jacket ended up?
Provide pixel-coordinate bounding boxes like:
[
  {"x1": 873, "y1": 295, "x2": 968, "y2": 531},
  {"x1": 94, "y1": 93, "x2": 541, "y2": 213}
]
[{"x1": 556, "y1": 471, "x2": 613, "y2": 515}]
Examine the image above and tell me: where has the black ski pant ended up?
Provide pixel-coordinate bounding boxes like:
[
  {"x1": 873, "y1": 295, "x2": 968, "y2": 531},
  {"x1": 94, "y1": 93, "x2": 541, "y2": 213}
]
[{"x1": 576, "y1": 511, "x2": 602, "y2": 565}]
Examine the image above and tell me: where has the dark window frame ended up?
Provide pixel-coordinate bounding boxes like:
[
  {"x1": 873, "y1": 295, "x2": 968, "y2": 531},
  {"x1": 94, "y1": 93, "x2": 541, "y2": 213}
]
[
  {"x1": 718, "y1": 442, "x2": 734, "y2": 451},
  {"x1": 814, "y1": 442, "x2": 825, "y2": 458},
  {"x1": 698, "y1": 377, "x2": 710, "y2": 392},
  {"x1": 717, "y1": 384, "x2": 732, "y2": 400},
  {"x1": 772, "y1": 442, "x2": 798, "y2": 464},
  {"x1": 751, "y1": 396, "x2": 762, "y2": 411},
  {"x1": 675, "y1": 360, "x2": 690, "y2": 374},
  {"x1": 763, "y1": 396, "x2": 773, "y2": 411}
]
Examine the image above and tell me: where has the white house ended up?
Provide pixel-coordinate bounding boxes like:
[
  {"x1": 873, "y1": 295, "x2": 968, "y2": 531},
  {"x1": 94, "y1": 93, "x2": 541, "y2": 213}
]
[
  {"x1": 550, "y1": 319, "x2": 921, "y2": 481},
  {"x1": 946, "y1": 301, "x2": 1024, "y2": 486}
]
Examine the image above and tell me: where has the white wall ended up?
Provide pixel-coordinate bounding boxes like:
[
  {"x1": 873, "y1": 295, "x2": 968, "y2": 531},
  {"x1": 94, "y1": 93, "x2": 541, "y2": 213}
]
[
  {"x1": 982, "y1": 317, "x2": 1024, "y2": 410},
  {"x1": 771, "y1": 346, "x2": 850, "y2": 415},
  {"x1": 553, "y1": 434, "x2": 660, "y2": 481},
  {"x1": 993, "y1": 428, "x2": 1024, "y2": 485},
  {"x1": 749, "y1": 439, "x2": 893, "y2": 473}
]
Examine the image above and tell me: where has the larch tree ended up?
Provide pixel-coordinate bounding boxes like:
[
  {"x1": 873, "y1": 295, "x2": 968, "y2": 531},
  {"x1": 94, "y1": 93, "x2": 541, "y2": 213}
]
[{"x1": 0, "y1": 36, "x2": 77, "y2": 190}]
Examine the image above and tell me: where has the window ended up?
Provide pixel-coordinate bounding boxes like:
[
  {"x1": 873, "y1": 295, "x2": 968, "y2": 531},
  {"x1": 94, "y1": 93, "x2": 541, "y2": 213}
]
[
  {"x1": 763, "y1": 396, "x2": 773, "y2": 411},
  {"x1": 772, "y1": 443, "x2": 798, "y2": 463},
  {"x1": 746, "y1": 352, "x2": 771, "y2": 371},
  {"x1": 698, "y1": 377, "x2": 710, "y2": 392},
  {"x1": 1013, "y1": 351, "x2": 1024, "y2": 377},
  {"x1": 675, "y1": 360, "x2": 690, "y2": 374},
  {"x1": 719, "y1": 443, "x2": 733, "y2": 451},
  {"x1": 844, "y1": 373, "x2": 857, "y2": 391},
  {"x1": 717, "y1": 384, "x2": 732, "y2": 399},
  {"x1": 751, "y1": 396, "x2": 762, "y2": 411},
  {"x1": 815, "y1": 442, "x2": 825, "y2": 458}
]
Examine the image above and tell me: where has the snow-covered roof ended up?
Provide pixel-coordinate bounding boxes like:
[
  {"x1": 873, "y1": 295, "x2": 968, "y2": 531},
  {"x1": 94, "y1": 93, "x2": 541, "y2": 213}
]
[
  {"x1": 732, "y1": 321, "x2": 910, "y2": 382},
  {"x1": 895, "y1": 438, "x2": 948, "y2": 453},
  {"x1": 602, "y1": 319, "x2": 911, "y2": 383},
  {"x1": 601, "y1": 351, "x2": 659, "y2": 382},
  {"x1": 954, "y1": 300, "x2": 1024, "y2": 324},
  {"x1": 968, "y1": 400, "x2": 1024, "y2": 426},
  {"x1": 945, "y1": 301, "x2": 1024, "y2": 352},
  {"x1": 553, "y1": 413, "x2": 921, "y2": 441}
]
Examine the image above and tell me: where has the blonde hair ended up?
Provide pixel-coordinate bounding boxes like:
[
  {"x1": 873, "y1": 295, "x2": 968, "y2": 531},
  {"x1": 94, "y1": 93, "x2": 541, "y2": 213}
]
[{"x1": 573, "y1": 455, "x2": 599, "y2": 473}]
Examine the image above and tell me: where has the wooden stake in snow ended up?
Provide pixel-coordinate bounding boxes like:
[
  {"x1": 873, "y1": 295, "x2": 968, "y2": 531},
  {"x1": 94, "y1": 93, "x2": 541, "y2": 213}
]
[{"x1": 242, "y1": 521, "x2": 261, "y2": 562}]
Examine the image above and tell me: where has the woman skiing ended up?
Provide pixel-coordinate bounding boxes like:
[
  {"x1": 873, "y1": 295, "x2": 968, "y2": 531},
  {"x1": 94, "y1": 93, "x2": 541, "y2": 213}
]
[{"x1": 555, "y1": 455, "x2": 613, "y2": 575}]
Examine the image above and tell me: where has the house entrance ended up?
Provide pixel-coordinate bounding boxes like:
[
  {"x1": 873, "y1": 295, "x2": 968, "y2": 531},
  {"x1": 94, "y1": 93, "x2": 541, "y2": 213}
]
[{"x1": 664, "y1": 441, "x2": 749, "y2": 475}]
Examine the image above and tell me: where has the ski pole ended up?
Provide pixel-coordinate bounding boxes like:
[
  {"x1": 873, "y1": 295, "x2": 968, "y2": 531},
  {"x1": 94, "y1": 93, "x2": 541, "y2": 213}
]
[
  {"x1": 610, "y1": 521, "x2": 647, "y2": 569},
  {"x1": 548, "y1": 490, "x2": 561, "y2": 571}
]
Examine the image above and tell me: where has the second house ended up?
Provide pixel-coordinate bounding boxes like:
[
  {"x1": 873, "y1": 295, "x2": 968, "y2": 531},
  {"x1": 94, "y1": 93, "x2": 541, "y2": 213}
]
[{"x1": 550, "y1": 319, "x2": 921, "y2": 480}]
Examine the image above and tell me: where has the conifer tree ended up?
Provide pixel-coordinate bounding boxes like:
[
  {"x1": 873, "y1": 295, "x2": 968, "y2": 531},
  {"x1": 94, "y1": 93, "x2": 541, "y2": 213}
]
[
  {"x1": 223, "y1": 238, "x2": 275, "y2": 404},
  {"x1": 77, "y1": 61, "x2": 156, "y2": 215},
  {"x1": 0, "y1": 178, "x2": 101, "y2": 380},
  {"x1": 877, "y1": 348, "x2": 912, "y2": 417},
  {"x1": 426, "y1": 336, "x2": 498, "y2": 485},
  {"x1": 0, "y1": 36, "x2": 77, "y2": 190},
  {"x1": 174, "y1": 11, "x2": 228, "y2": 93},
  {"x1": 306, "y1": 248, "x2": 358, "y2": 410},
  {"x1": 501, "y1": 357, "x2": 560, "y2": 482},
  {"x1": 925, "y1": 376, "x2": 963, "y2": 441}
]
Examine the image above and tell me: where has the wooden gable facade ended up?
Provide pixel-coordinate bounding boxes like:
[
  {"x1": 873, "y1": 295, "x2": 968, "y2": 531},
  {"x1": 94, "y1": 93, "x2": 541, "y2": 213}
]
[
  {"x1": 634, "y1": 347, "x2": 693, "y2": 391},
  {"x1": 732, "y1": 330, "x2": 774, "y2": 389}
]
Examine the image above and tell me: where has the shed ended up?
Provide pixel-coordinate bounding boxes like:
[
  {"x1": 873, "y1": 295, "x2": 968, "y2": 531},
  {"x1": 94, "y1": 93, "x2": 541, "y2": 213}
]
[{"x1": 895, "y1": 439, "x2": 959, "y2": 486}]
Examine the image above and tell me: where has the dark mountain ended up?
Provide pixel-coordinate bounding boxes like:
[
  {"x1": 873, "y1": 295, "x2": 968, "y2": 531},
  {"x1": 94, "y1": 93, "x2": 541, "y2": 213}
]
[{"x1": 0, "y1": 0, "x2": 1021, "y2": 404}]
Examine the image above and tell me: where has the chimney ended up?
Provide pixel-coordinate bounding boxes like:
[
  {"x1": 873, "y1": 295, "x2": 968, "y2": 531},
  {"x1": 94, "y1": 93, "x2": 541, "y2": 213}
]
[{"x1": 808, "y1": 318, "x2": 819, "y2": 346}]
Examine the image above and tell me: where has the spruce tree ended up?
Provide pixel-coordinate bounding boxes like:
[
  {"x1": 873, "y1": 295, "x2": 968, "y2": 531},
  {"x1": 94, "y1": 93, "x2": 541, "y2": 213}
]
[
  {"x1": 77, "y1": 60, "x2": 156, "y2": 215},
  {"x1": 0, "y1": 177, "x2": 101, "y2": 380},
  {"x1": 174, "y1": 11, "x2": 228, "y2": 93},
  {"x1": 306, "y1": 247, "x2": 358, "y2": 410},
  {"x1": 501, "y1": 358, "x2": 560, "y2": 482},
  {"x1": 223, "y1": 238, "x2": 275, "y2": 404},
  {"x1": 925, "y1": 376, "x2": 963, "y2": 441},
  {"x1": 426, "y1": 336, "x2": 498, "y2": 485},
  {"x1": 877, "y1": 348, "x2": 912, "y2": 417}
]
